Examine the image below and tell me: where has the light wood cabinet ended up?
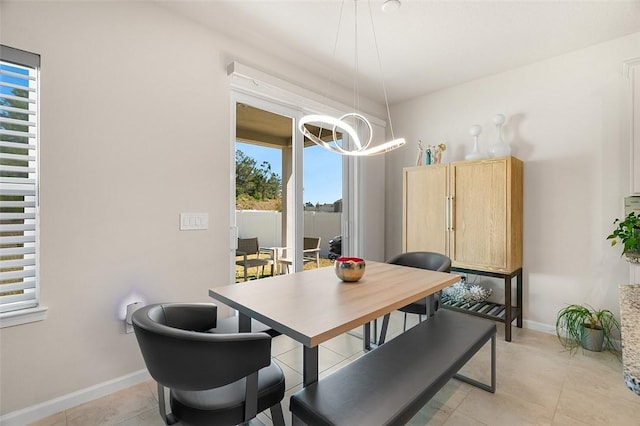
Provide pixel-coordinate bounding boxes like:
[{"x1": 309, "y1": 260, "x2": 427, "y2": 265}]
[{"x1": 403, "y1": 156, "x2": 523, "y2": 274}]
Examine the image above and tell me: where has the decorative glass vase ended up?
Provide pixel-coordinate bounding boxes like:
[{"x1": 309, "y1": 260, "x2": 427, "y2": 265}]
[
  {"x1": 465, "y1": 125, "x2": 484, "y2": 161},
  {"x1": 488, "y1": 113, "x2": 511, "y2": 157}
]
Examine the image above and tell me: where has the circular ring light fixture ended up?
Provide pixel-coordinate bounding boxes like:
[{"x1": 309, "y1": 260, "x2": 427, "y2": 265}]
[
  {"x1": 299, "y1": 114, "x2": 405, "y2": 156},
  {"x1": 299, "y1": 0, "x2": 406, "y2": 157}
]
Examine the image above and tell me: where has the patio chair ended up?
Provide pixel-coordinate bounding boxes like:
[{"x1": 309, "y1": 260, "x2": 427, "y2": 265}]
[
  {"x1": 277, "y1": 236, "x2": 321, "y2": 273},
  {"x1": 236, "y1": 237, "x2": 274, "y2": 281},
  {"x1": 303, "y1": 236, "x2": 321, "y2": 268}
]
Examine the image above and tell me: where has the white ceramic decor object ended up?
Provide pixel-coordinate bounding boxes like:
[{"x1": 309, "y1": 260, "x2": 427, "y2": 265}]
[
  {"x1": 465, "y1": 125, "x2": 484, "y2": 160},
  {"x1": 488, "y1": 113, "x2": 511, "y2": 157}
]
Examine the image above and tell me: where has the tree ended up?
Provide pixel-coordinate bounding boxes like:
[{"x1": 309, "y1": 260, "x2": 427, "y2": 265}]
[
  {"x1": 1, "y1": 87, "x2": 30, "y2": 176},
  {"x1": 1, "y1": 86, "x2": 31, "y2": 210},
  {"x1": 235, "y1": 149, "x2": 282, "y2": 209},
  {"x1": 235, "y1": 150, "x2": 257, "y2": 198}
]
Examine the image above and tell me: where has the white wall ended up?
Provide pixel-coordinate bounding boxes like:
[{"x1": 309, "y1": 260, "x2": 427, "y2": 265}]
[
  {"x1": 0, "y1": 1, "x2": 387, "y2": 418},
  {"x1": 0, "y1": 1, "x2": 227, "y2": 416},
  {"x1": 385, "y1": 32, "x2": 640, "y2": 331}
]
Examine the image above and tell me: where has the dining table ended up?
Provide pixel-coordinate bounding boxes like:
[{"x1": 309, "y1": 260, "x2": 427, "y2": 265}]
[{"x1": 209, "y1": 260, "x2": 460, "y2": 387}]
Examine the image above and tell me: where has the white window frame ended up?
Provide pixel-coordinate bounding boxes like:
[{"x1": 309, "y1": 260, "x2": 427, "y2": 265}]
[{"x1": 0, "y1": 45, "x2": 46, "y2": 327}]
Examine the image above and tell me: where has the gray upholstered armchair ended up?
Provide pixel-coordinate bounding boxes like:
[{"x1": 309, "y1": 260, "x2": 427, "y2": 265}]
[
  {"x1": 132, "y1": 303, "x2": 285, "y2": 425},
  {"x1": 378, "y1": 251, "x2": 452, "y2": 345}
]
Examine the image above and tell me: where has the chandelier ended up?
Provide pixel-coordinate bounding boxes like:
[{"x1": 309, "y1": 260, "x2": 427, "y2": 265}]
[{"x1": 298, "y1": 0, "x2": 405, "y2": 156}]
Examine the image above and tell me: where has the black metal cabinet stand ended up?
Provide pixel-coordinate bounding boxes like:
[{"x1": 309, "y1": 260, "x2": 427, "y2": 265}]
[{"x1": 443, "y1": 267, "x2": 523, "y2": 342}]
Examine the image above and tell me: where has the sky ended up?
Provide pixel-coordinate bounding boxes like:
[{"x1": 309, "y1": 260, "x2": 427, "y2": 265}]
[
  {"x1": 236, "y1": 142, "x2": 342, "y2": 205},
  {"x1": 0, "y1": 63, "x2": 28, "y2": 95}
]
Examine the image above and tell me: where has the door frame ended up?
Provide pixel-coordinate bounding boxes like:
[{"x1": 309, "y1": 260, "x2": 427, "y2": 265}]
[{"x1": 230, "y1": 91, "x2": 304, "y2": 283}]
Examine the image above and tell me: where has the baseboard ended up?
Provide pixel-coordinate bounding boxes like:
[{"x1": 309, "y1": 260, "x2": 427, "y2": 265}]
[
  {"x1": 523, "y1": 319, "x2": 623, "y2": 352},
  {"x1": 0, "y1": 369, "x2": 151, "y2": 426},
  {"x1": 522, "y1": 319, "x2": 556, "y2": 335}
]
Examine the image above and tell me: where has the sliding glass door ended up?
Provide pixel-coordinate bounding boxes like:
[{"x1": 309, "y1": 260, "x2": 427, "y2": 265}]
[
  {"x1": 231, "y1": 92, "x2": 302, "y2": 282},
  {"x1": 230, "y1": 89, "x2": 364, "y2": 283}
]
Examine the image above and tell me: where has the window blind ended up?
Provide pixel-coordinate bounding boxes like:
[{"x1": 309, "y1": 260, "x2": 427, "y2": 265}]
[{"x1": 0, "y1": 45, "x2": 40, "y2": 314}]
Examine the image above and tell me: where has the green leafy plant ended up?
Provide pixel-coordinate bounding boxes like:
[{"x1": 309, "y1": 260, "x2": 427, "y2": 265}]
[
  {"x1": 607, "y1": 212, "x2": 640, "y2": 259},
  {"x1": 555, "y1": 304, "x2": 620, "y2": 354}
]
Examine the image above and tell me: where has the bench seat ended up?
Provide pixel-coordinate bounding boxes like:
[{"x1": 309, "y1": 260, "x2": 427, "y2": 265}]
[{"x1": 290, "y1": 310, "x2": 496, "y2": 426}]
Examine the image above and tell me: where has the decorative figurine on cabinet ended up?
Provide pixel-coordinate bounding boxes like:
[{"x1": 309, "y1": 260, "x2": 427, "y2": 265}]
[
  {"x1": 432, "y1": 143, "x2": 446, "y2": 164},
  {"x1": 417, "y1": 140, "x2": 447, "y2": 165},
  {"x1": 416, "y1": 140, "x2": 425, "y2": 166}
]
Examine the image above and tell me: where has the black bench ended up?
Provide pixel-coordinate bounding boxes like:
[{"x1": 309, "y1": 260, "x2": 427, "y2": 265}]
[{"x1": 290, "y1": 310, "x2": 496, "y2": 426}]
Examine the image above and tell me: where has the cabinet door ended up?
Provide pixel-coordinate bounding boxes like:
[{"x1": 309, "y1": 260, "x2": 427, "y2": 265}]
[
  {"x1": 450, "y1": 158, "x2": 508, "y2": 270},
  {"x1": 403, "y1": 165, "x2": 448, "y2": 254}
]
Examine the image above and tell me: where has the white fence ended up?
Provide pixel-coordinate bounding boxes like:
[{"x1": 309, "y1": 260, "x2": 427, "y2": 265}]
[{"x1": 235, "y1": 210, "x2": 341, "y2": 256}]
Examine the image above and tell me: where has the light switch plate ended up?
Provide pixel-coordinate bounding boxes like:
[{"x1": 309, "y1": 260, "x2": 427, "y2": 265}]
[{"x1": 180, "y1": 213, "x2": 209, "y2": 230}]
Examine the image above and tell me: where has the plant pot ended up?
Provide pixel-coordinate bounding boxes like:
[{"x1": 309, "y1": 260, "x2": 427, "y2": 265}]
[
  {"x1": 620, "y1": 284, "x2": 640, "y2": 396},
  {"x1": 624, "y1": 251, "x2": 640, "y2": 264},
  {"x1": 581, "y1": 326, "x2": 604, "y2": 352}
]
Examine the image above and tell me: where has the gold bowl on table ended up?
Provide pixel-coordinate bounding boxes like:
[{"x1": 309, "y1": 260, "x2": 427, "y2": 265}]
[{"x1": 334, "y1": 257, "x2": 366, "y2": 282}]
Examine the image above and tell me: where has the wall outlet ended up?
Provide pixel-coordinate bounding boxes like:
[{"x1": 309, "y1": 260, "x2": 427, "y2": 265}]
[{"x1": 125, "y1": 302, "x2": 143, "y2": 334}]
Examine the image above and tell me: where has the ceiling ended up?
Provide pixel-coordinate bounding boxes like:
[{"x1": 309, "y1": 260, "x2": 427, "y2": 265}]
[
  {"x1": 236, "y1": 103, "x2": 294, "y2": 147},
  {"x1": 157, "y1": 0, "x2": 640, "y2": 105},
  {"x1": 236, "y1": 103, "x2": 342, "y2": 148}
]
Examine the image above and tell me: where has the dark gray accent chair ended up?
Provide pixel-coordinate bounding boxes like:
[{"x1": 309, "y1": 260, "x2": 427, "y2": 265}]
[
  {"x1": 132, "y1": 303, "x2": 285, "y2": 426},
  {"x1": 378, "y1": 251, "x2": 452, "y2": 345}
]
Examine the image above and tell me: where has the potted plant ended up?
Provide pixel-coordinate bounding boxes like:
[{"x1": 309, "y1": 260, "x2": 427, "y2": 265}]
[
  {"x1": 555, "y1": 304, "x2": 620, "y2": 354},
  {"x1": 607, "y1": 211, "x2": 640, "y2": 263}
]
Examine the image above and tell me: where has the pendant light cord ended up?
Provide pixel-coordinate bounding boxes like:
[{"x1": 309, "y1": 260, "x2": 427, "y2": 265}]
[
  {"x1": 367, "y1": 0, "x2": 396, "y2": 140},
  {"x1": 353, "y1": 0, "x2": 360, "y2": 118},
  {"x1": 297, "y1": 0, "x2": 406, "y2": 156}
]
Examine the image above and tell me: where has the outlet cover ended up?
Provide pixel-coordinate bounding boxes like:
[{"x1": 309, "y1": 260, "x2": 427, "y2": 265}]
[{"x1": 180, "y1": 213, "x2": 209, "y2": 230}]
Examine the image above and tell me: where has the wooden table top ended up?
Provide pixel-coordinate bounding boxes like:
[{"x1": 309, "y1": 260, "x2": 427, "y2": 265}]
[{"x1": 209, "y1": 261, "x2": 460, "y2": 347}]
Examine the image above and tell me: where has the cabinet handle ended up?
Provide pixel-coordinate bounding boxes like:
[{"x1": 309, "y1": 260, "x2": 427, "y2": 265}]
[
  {"x1": 449, "y1": 196, "x2": 454, "y2": 231},
  {"x1": 445, "y1": 196, "x2": 450, "y2": 230}
]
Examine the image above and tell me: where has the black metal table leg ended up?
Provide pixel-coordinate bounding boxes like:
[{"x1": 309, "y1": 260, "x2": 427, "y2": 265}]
[
  {"x1": 239, "y1": 312, "x2": 251, "y2": 333},
  {"x1": 363, "y1": 322, "x2": 371, "y2": 351},
  {"x1": 303, "y1": 345, "x2": 319, "y2": 387}
]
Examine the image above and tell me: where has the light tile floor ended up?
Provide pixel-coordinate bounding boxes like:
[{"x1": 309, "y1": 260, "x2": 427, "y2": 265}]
[{"x1": 30, "y1": 312, "x2": 640, "y2": 426}]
